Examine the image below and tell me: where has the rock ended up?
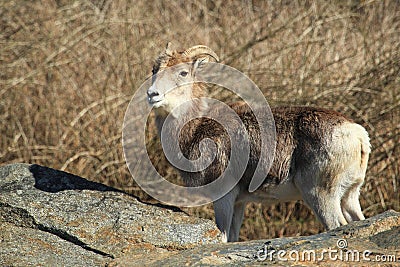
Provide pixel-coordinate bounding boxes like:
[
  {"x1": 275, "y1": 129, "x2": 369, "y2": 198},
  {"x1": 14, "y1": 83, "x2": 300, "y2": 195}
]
[
  {"x1": 0, "y1": 222, "x2": 106, "y2": 267},
  {"x1": 1, "y1": 163, "x2": 399, "y2": 266},
  {"x1": 0, "y1": 163, "x2": 222, "y2": 266},
  {"x1": 148, "y1": 210, "x2": 400, "y2": 266}
]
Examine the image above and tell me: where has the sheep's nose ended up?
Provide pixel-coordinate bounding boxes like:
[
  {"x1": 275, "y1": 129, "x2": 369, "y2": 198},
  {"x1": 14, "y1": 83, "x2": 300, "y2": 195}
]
[
  {"x1": 147, "y1": 85, "x2": 162, "y2": 104},
  {"x1": 147, "y1": 85, "x2": 160, "y2": 97},
  {"x1": 147, "y1": 90, "x2": 159, "y2": 98}
]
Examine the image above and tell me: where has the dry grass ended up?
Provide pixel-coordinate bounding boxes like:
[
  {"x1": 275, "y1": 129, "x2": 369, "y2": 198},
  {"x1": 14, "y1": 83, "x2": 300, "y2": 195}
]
[{"x1": 1, "y1": 0, "x2": 399, "y2": 241}]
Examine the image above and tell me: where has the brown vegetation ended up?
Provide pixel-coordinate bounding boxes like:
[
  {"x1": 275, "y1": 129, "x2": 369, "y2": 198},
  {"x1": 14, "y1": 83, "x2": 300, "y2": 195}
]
[{"x1": 1, "y1": 0, "x2": 399, "y2": 240}]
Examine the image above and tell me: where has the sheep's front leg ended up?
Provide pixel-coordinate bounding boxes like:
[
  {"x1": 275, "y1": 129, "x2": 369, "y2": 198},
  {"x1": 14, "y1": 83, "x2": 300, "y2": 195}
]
[
  {"x1": 228, "y1": 201, "x2": 245, "y2": 242},
  {"x1": 213, "y1": 185, "x2": 240, "y2": 242}
]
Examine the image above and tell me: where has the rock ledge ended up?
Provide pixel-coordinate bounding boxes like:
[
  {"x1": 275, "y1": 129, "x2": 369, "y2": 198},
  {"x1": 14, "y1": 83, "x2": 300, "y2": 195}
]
[{"x1": 1, "y1": 163, "x2": 399, "y2": 266}]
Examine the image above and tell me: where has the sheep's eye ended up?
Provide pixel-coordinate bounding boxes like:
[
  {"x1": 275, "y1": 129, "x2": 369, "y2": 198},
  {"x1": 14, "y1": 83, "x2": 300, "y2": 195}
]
[{"x1": 179, "y1": 71, "x2": 189, "y2": 77}]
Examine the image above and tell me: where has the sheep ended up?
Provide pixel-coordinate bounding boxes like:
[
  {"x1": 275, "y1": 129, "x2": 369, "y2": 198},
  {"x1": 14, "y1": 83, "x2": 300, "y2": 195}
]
[{"x1": 146, "y1": 43, "x2": 371, "y2": 242}]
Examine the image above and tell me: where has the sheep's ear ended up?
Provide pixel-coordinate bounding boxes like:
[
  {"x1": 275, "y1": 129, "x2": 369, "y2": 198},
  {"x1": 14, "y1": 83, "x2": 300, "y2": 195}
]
[
  {"x1": 165, "y1": 42, "x2": 173, "y2": 56},
  {"x1": 193, "y1": 57, "x2": 209, "y2": 71}
]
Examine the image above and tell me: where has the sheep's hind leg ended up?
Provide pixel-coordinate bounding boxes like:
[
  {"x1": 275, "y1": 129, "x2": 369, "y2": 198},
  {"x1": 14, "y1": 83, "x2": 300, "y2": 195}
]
[
  {"x1": 301, "y1": 187, "x2": 348, "y2": 230},
  {"x1": 295, "y1": 171, "x2": 348, "y2": 230},
  {"x1": 341, "y1": 183, "x2": 365, "y2": 223}
]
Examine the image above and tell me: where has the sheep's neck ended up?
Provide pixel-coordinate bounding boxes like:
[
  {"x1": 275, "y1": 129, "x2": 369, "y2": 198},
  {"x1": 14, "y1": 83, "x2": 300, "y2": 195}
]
[{"x1": 154, "y1": 98, "x2": 208, "y2": 151}]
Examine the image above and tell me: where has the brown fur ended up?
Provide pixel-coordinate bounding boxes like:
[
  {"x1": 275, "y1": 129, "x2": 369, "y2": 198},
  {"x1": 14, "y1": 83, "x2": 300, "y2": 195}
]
[{"x1": 155, "y1": 97, "x2": 352, "y2": 189}]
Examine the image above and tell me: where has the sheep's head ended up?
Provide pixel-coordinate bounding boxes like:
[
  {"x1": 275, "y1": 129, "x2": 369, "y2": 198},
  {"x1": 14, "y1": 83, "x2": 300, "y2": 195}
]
[{"x1": 147, "y1": 43, "x2": 219, "y2": 117}]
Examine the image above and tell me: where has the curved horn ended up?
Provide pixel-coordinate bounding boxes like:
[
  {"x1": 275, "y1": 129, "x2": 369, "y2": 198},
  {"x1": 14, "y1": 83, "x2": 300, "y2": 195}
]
[{"x1": 182, "y1": 45, "x2": 219, "y2": 62}]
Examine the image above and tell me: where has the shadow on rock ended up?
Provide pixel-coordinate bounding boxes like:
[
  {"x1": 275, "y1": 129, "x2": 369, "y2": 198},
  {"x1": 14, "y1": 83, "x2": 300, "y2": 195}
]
[
  {"x1": 30, "y1": 164, "x2": 121, "y2": 193},
  {"x1": 29, "y1": 164, "x2": 183, "y2": 212}
]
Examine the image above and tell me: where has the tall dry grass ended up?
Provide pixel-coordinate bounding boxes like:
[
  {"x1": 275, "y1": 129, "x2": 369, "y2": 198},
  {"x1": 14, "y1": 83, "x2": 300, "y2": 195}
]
[{"x1": 1, "y1": 0, "x2": 399, "y2": 240}]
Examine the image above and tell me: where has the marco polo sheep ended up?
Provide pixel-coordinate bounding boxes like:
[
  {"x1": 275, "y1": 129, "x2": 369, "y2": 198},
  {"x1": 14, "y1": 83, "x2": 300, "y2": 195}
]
[{"x1": 146, "y1": 43, "x2": 370, "y2": 242}]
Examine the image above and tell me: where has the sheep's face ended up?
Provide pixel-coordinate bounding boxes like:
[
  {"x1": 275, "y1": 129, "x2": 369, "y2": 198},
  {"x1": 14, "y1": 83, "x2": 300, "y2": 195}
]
[{"x1": 147, "y1": 58, "x2": 207, "y2": 117}]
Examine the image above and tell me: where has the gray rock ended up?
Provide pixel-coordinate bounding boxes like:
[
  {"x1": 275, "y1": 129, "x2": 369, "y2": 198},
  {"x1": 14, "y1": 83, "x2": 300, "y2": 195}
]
[
  {"x1": 1, "y1": 163, "x2": 399, "y2": 266},
  {"x1": 0, "y1": 163, "x2": 222, "y2": 266},
  {"x1": 146, "y1": 210, "x2": 400, "y2": 266},
  {"x1": 0, "y1": 222, "x2": 105, "y2": 267}
]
